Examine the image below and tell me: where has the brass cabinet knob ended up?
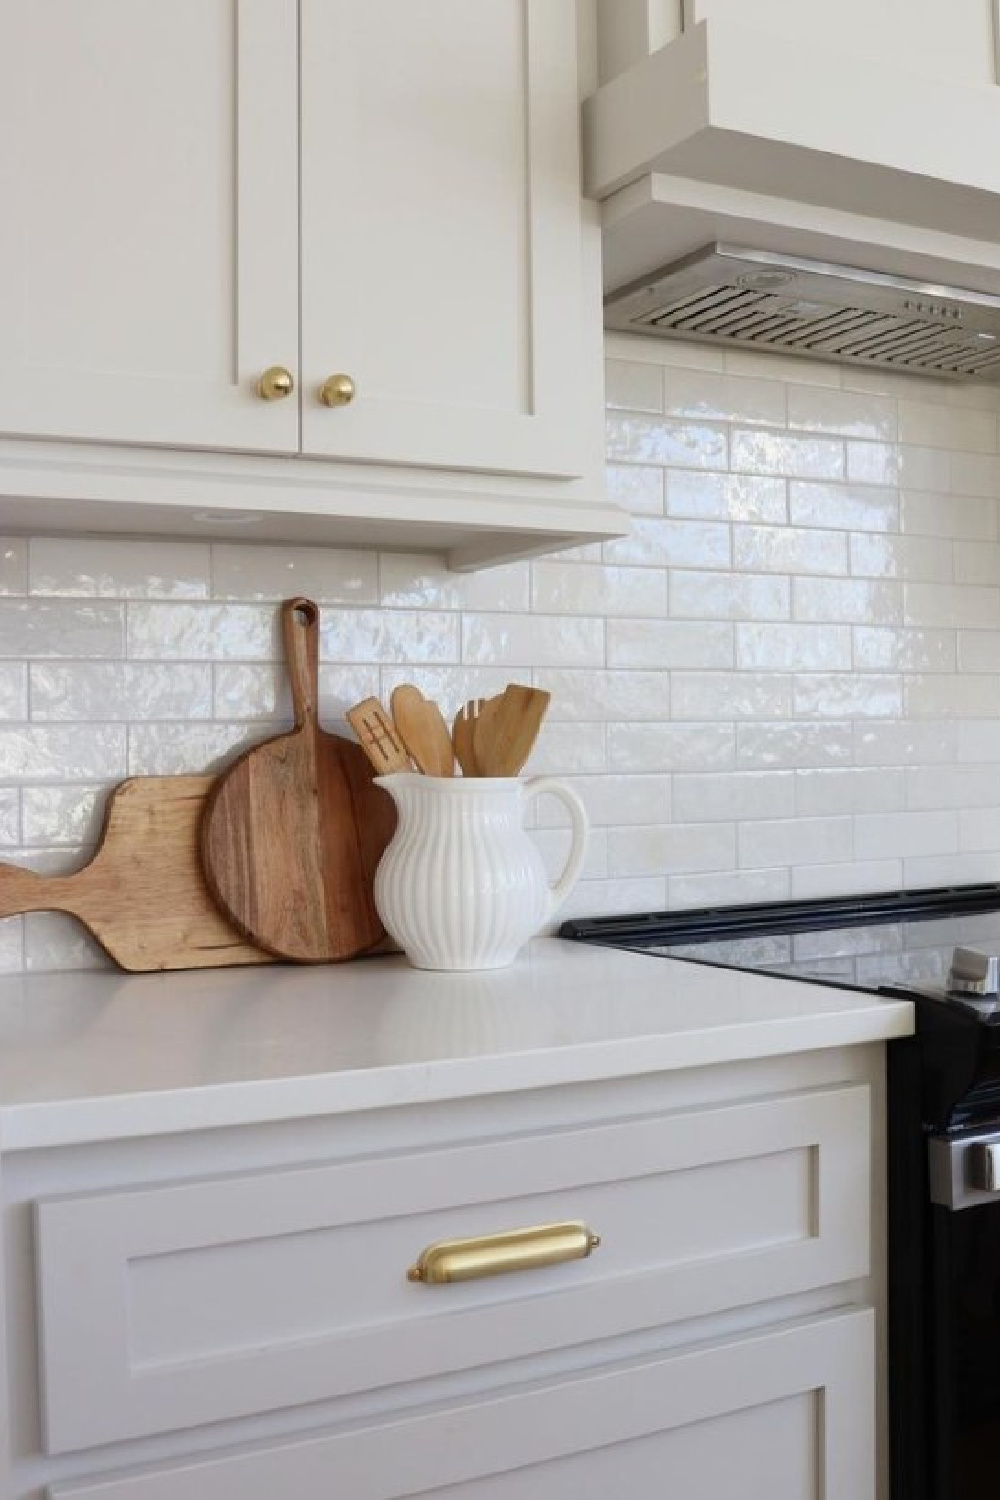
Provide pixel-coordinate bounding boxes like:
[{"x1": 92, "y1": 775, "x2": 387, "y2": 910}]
[
  {"x1": 319, "y1": 373, "x2": 356, "y2": 407},
  {"x1": 257, "y1": 366, "x2": 295, "y2": 401}
]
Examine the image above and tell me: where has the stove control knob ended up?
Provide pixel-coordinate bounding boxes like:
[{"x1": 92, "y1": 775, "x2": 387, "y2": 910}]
[
  {"x1": 948, "y1": 946, "x2": 1000, "y2": 997},
  {"x1": 969, "y1": 1143, "x2": 1000, "y2": 1194}
]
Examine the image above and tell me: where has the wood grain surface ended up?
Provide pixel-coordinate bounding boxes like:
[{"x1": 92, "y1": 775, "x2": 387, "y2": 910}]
[
  {"x1": 0, "y1": 776, "x2": 273, "y2": 972},
  {"x1": 201, "y1": 598, "x2": 397, "y2": 962}
]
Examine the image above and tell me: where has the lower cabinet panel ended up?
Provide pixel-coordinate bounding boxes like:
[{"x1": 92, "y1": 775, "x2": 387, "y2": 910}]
[{"x1": 49, "y1": 1308, "x2": 874, "y2": 1500}]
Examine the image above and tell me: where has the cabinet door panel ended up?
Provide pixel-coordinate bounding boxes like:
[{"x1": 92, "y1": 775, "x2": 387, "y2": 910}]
[
  {"x1": 0, "y1": 0, "x2": 298, "y2": 452},
  {"x1": 687, "y1": 0, "x2": 998, "y2": 86},
  {"x1": 49, "y1": 1311, "x2": 874, "y2": 1500},
  {"x1": 300, "y1": 0, "x2": 585, "y2": 478}
]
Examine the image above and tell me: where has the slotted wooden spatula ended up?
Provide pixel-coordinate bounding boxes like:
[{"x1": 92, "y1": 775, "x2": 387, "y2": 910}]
[
  {"x1": 347, "y1": 697, "x2": 411, "y2": 774},
  {"x1": 201, "y1": 599, "x2": 397, "y2": 962},
  {"x1": 0, "y1": 776, "x2": 272, "y2": 972},
  {"x1": 476, "y1": 684, "x2": 551, "y2": 777}
]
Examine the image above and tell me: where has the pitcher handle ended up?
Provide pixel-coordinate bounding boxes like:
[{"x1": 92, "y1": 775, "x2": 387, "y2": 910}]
[{"x1": 522, "y1": 777, "x2": 589, "y2": 918}]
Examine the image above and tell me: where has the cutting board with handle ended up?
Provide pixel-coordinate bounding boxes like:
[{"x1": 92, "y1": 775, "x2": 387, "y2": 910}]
[
  {"x1": 0, "y1": 776, "x2": 273, "y2": 972},
  {"x1": 200, "y1": 597, "x2": 397, "y2": 963}
]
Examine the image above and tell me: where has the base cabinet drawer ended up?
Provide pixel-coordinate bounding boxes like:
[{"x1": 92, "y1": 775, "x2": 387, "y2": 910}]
[
  {"x1": 49, "y1": 1309, "x2": 874, "y2": 1500},
  {"x1": 34, "y1": 1084, "x2": 870, "y2": 1453}
]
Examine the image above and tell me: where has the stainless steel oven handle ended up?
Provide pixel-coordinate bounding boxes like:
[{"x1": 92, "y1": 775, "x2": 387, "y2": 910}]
[{"x1": 929, "y1": 1134, "x2": 1000, "y2": 1210}]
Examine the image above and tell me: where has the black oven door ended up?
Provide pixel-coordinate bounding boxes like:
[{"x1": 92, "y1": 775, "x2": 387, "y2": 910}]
[{"x1": 928, "y1": 1133, "x2": 1000, "y2": 1497}]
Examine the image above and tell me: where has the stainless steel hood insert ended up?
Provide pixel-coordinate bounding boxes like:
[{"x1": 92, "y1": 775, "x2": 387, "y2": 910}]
[{"x1": 604, "y1": 245, "x2": 1000, "y2": 382}]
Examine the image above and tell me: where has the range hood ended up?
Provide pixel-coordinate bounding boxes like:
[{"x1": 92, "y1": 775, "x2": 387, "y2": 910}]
[
  {"x1": 585, "y1": 16, "x2": 1000, "y2": 381},
  {"x1": 605, "y1": 244, "x2": 1000, "y2": 383}
]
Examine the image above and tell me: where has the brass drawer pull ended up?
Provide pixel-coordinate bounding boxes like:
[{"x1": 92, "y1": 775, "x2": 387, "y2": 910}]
[{"x1": 407, "y1": 1221, "x2": 600, "y2": 1285}]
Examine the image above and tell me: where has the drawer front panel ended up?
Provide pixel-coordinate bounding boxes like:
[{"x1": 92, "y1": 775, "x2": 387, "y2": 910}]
[
  {"x1": 49, "y1": 1309, "x2": 874, "y2": 1500},
  {"x1": 35, "y1": 1084, "x2": 869, "y2": 1452}
]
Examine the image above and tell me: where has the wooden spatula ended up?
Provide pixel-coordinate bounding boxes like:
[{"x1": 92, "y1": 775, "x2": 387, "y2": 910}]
[
  {"x1": 0, "y1": 776, "x2": 272, "y2": 972},
  {"x1": 201, "y1": 598, "x2": 397, "y2": 962},
  {"x1": 347, "y1": 697, "x2": 411, "y2": 774},
  {"x1": 471, "y1": 691, "x2": 509, "y2": 776},
  {"x1": 391, "y1": 685, "x2": 455, "y2": 776},
  {"x1": 476, "y1": 684, "x2": 552, "y2": 777},
  {"x1": 452, "y1": 699, "x2": 484, "y2": 776}
]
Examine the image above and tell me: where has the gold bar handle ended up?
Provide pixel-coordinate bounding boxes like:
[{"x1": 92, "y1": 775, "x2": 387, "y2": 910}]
[{"x1": 407, "y1": 1220, "x2": 600, "y2": 1285}]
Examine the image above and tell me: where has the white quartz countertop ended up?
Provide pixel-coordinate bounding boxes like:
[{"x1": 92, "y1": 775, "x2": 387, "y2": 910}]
[{"x1": 0, "y1": 938, "x2": 914, "y2": 1151}]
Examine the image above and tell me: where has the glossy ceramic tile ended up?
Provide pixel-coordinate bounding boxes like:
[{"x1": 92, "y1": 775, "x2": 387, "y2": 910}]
[
  {"x1": 211, "y1": 544, "x2": 379, "y2": 604},
  {"x1": 604, "y1": 516, "x2": 730, "y2": 569},
  {"x1": 787, "y1": 386, "x2": 896, "y2": 441},
  {"x1": 605, "y1": 463, "x2": 665, "y2": 516},
  {"x1": 0, "y1": 601, "x2": 124, "y2": 658},
  {"x1": 789, "y1": 482, "x2": 898, "y2": 534},
  {"x1": 531, "y1": 563, "x2": 666, "y2": 617},
  {"x1": 608, "y1": 620, "x2": 733, "y2": 670},
  {"x1": 7, "y1": 338, "x2": 1000, "y2": 973},
  {"x1": 733, "y1": 526, "x2": 847, "y2": 576},
  {"x1": 665, "y1": 471, "x2": 786, "y2": 524},
  {"x1": 30, "y1": 538, "x2": 211, "y2": 599},
  {"x1": 669, "y1": 571, "x2": 791, "y2": 621},
  {"x1": 0, "y1": 539, "x2": 27, "y2": 595}
]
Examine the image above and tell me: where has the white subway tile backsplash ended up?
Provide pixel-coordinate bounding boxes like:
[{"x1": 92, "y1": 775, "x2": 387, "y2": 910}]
[
  {"x1": 662, "y1": 369, "x2": 786, "y2": 427},
  {"x1": 30, "y1": 538, "x2": 211, "y2": 599},
  {"x1": 606, "y1": 413, "x2": 728, "y2": 468},
  {"x1": 736, "y1": 623, "x2": 851, "y2": 672},
  {"x1": 788, "y1": 386, "x2": 896, "y2": 441},
  {"x1": 608, "y1": 620, "x2": 733, "y2": 670},
  {"x1": 670, "y1": 571, "x2": 790, "y2": 621},
  {"x1": 6, "y1": 335, "x2": 1000, "y2": 972},
  {"x1": 531, "y1": 563, "x2": 666, "y2": 617},
  {"x1": 605, "y1": 464, "x2": 665, "y2": 516},
  {"x1": 731, "y1": 429, "x2": 844, "y2": 481},
  {"x1": 0, "y1": 601, "x2": 124, "y2": 658},
  {"x1": 378, "y1": 554, "x2": 528, "y2": 611},
  {"x1": 463, "y1": 614, "x2": 603, "y2": 668},
  {"x1": 734, "y1": 525, "x2": 847, "y2": 576},
  {"x1": 604, "y1": 517, "x2": 731, "y2": 569},
  {"x1": 789, "y1": 482, "x2": 898, "y2": 534},
  {"x1": 604, "y1": 358, "x2": 663, "y2": 413},
  {"x1": 608, "y1": 722, "x2": 735, "y2": 773},
  {"x1": 673, "y1": 771, "x2": 794, "y2": 823},
  {"x1": 794, "y1": 578, "x2": 902, "y2": 624},
  {"x1": 30, "y1": 663, "x2": 213, "y2": 721},
  {"x1": 0, "y1": 539, "x2": 27, "y2": 595},
  {"x1": 666, "y1": 471, "x2": 786, "y2": 524}
]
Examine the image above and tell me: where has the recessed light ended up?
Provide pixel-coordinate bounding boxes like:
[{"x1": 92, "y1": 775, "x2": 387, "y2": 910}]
[{"x1": 190, "y1": 510, "x2": 263, "y2": 527}]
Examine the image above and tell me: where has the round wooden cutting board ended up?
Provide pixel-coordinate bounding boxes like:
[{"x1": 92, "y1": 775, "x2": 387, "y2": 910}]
[{"x1": 200, "y1": 598, "x2": 397, "y2": 962}]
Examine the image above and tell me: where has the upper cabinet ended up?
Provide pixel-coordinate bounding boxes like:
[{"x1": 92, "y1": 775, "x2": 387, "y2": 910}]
[
  {"x1": 0, "y1": 0, "x2": 625, "y2": 570},
  {"x1": 586, "y1": 0, "x2": 1000, "y2": 311},
  {"x1": 0, "y1": 0, "x2": 300, "y2": 454}
]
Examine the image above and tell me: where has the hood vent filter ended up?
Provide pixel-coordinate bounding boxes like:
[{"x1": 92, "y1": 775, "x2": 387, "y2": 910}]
[{"x1": 605, "y1": 246, "x2": 1000, "y2": 382}]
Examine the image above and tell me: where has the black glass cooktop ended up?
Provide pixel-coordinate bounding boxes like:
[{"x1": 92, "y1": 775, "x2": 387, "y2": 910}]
[{"x1": 560, "y1": 883, "x2": 1000, "y2": 1020}]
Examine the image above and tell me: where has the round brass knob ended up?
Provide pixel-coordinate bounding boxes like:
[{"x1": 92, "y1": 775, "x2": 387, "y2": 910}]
[
  {"x1": 319, "y1": 373, "x2": 356, "y2": 408},
  {"x1": 257, "y1": 366, "x2": 295, "y2": 401}
]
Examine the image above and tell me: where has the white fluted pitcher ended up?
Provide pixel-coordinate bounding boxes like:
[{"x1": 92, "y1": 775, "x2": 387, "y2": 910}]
[{"x1": 373, "y1": 775, "x2": 589, "y2": 971}]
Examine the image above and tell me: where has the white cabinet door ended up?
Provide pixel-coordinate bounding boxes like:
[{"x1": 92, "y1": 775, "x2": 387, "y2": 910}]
[
  {"x1": 49, "y1": 1310, "x2": 874, "y2": 1500},
  {"x1": 687, "y1": 0, "x2": 999, "y2": 86},
  {"x1": 300, "y1": 0, "x2": 586, "y2": 479},
  {"x1": 0, "y1": 0, "x2": 299, "y2": 453}
]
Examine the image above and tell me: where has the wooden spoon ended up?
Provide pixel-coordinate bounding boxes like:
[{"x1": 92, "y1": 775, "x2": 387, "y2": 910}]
[
  {"x1": 476, "y1": 684, "x2": 552, "y2": 777},
  {"x1": 452, "y1": 699, "x2": 484, "y2": 776},
  {"x1": 391, "y1": 685, "x2": 455, "y2": 776}
]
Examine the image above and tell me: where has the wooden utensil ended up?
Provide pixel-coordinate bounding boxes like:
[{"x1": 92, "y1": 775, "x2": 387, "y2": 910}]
[
  {"x1": 0, "y1": 776, "x2": 272, "y2": 972},
  {"x1": 452, "y1": 699, "x2": 484, "y2": 777},
  {"x1": 390, "y1": 685, "x2": 455, "y2": 776},
  {"x1": 347, "y1": 697, "x2": 411, "y2": 775},
  {"x1": 201, "y1": 598, "x2": 397, "y2": 963},
  {"x1": 470, "y1": 691, "x2": 508, "y2": 776},
  {"x1": 476, "y1": 684, "x2": 551, "y2": 777}
]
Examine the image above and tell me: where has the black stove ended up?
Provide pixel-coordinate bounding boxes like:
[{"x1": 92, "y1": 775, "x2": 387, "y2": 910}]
[{"x1": 561, "y1": 882, "x2": 1000, "y2": 1500}]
